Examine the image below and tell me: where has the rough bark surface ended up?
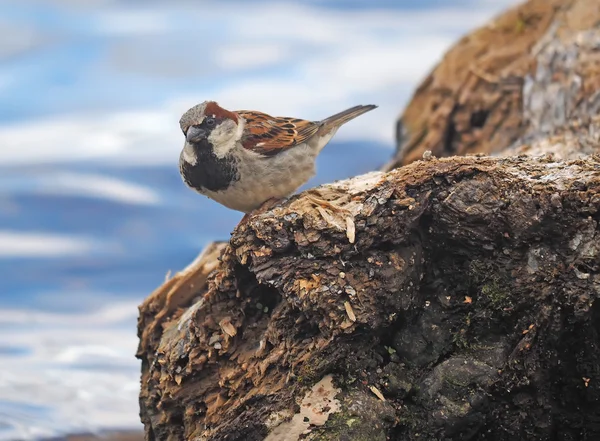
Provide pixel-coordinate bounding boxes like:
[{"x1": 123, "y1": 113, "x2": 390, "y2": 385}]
[
  {"x1": 137, "y1": 0, "x2": 600, "y2": 439},
  {"x1": 138, "y1": 154, "x2": 600, "y2": 440},
  {"x1": 385, "y1": 0, "x2": 600, "y2": 169}
]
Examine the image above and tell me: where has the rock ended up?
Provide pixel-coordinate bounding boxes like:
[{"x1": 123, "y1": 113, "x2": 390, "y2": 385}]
[
  {"x1": 137, "y1": 154, "x2": 600, "y2": 440},
  {"x1": 384, "y1": 0, "x2": 600, "y2": 169}
]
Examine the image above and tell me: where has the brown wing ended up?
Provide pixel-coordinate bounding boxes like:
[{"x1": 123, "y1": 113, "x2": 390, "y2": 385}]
[{"x1": 238, "y1": 110, "x2": 320, "y2": 156}]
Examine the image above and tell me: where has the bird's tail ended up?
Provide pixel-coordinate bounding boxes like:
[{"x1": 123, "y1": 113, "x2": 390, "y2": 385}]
[{"x1": 319, "y1": 104, "x2": 377, "y2": 133}]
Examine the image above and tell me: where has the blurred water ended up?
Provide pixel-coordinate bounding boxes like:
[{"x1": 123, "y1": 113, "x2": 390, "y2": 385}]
[{"x1": 0, "y1": 0, "x2": 519, "y2": 439}]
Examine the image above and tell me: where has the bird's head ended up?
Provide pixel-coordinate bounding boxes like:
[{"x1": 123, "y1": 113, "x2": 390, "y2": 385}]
[{"x1": 179, "y1": 101, "x2": 243, "y2": 163}]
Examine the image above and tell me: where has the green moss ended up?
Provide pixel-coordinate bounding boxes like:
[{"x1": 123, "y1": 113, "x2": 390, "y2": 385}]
[
  {"x1": 296, "y1": 368, "x2": 318, "y2": 386},
  {"x1": 443, "y1": 374, "x2": 471, "y2": 389},
  {"x1": 450, "y1": 313, "x2": 473, "y2": 350},
  {"x1": 307, "y1": 411, "x2": 388, "y2": 441},
  {"x1": 345, "y1": 418, "x2": 358, "y2": 428},
  {"x1": 514, "y1": 17, "x2": 526, "y2": 33},
  {"x1": 393, "y1": 407, "x2": 425, "y2": 435},
  {"x1": 295, "y1": 356, "x2": 328, "y2": 385},
  {"x1": 306, "y1": 387, "x2": 402, "y2": 441},
  {"x1": 481, "y1": 279, "x2": 512, "y2": 311},
  {"x1": 514, "y1": 12, "x2": 535, "y2": 34},
  {"x1": 452, "y1": 328, "x2": 470, "y2": 349},
  {"x1": 467, "y1": 260, "x2": 489, "y2": 285},
  {"x1": 468, "y1": 260, "x2": 513, "y2": 312}
]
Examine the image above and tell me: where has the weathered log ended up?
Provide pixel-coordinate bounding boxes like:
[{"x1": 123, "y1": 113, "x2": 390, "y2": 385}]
[
  {"x1": 384, "y1": 0, "x2": 600, "y2": 169},
  {"x1": 138, "y1": 152, "x2": 600, "y2": 440},
  {"x1": 137, "y1": 0, "x2": 600, "y2": 439}
]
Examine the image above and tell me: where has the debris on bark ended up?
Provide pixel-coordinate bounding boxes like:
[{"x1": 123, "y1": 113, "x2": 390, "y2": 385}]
[{"x1": 138, "y1": 153, "x2": 600, "y2": 440}]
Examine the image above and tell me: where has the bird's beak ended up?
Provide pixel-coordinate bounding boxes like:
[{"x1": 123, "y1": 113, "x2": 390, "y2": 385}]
[{"x1": 186, "y1": 126, "x2": 207, "y2": 143}]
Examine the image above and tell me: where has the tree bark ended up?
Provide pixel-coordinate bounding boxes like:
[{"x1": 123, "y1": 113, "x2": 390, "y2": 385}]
[
  {"x1": 137, "y1": 1, "x2": 600, "y2": 440},
  {"x1": 138, "y1": 152, "x2": 600, "y2": 440},
  {"x1": 384, "y1": 0, "x2": 600, "y2": 169}
]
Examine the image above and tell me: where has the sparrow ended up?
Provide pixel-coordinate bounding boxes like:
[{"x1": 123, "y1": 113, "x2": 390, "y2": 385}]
[{"x1": 178, "y1": 101, "x2": 377, "y2": 217}]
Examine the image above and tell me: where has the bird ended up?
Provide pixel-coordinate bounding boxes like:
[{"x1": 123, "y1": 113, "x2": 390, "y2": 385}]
[{"x1": 178, "y1": 101, "x2": 377, "y2": 221}]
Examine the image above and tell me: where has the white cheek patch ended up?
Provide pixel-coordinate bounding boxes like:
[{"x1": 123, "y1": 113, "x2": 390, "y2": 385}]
[
  {"x1": 181, "y1": 142, "x2": 198, "y2": 165},
  {"x1": 209, "y1": 119, "x2": 244, "y2": 158}
]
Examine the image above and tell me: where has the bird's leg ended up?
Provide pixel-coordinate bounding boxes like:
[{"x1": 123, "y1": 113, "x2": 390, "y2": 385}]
[
  {"x1": 255, "y1": 197, "x2": 282, "y2": 214},
  {"x1": 238, "y1": 212, "x2": 252, "y2": 226}
]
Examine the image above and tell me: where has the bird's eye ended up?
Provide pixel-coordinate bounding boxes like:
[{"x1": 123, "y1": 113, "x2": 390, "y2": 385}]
[{"x1": 206, "y1": 117, "x2": 216, "y2": 127}]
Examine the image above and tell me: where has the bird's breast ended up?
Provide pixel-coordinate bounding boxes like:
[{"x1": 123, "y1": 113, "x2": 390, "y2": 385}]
[{"x1": 179, "y1": 144, "x2": 240, "y2": 192}]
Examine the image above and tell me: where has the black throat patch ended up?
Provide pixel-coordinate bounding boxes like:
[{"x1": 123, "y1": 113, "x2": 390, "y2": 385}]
[{"x1": 180, "y1": 140, "x2": 239, "y2": 192}]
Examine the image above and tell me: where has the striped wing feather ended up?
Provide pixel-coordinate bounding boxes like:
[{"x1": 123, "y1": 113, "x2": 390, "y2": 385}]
[{"x1": 239, "y1": 110, "x2": 320, "y2": 156}]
